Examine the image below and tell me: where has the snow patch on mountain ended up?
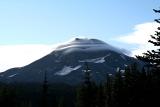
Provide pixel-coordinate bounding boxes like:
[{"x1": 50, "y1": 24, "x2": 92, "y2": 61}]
[
  {"x1": 8, "y1": 73, "x2": 18, "y2": 78},
  {"x1": 94, "y1": 58, "x2": 106, "y2": 63},
  {"x1": 55, "y1": 65, "x2": 81, "y2": 76},
  {"x1": 79, "y1": 54, "x2": 110, "y2": 63},
  {"x1": 120, "y1": 54, "x2": 126, "y2": 60}
]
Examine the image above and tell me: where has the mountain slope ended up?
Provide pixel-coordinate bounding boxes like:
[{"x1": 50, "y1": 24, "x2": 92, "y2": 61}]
[{"x1": 0, "y1": 38, "x2": 141, "y2": 85}]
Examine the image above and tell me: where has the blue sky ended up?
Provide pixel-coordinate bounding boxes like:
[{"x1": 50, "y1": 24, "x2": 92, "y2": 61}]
[
  {"x1": 0, "y1": 0, "x2": 160, "y2": 71},
  {"x1": 0, "y1": 0, "x2": 159, "y2": 45}
]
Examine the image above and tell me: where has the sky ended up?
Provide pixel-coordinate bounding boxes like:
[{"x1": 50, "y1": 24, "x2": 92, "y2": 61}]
[{"x1": 0, "y1": 0, "x2": 160, "y2": 72}]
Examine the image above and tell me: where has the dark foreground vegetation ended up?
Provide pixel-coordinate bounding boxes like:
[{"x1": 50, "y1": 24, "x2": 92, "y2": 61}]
[
  {"x1": 0, "y1": 62, "x2": 160, "y2": 107},
  {"x1": 0, "y1": 9, "x2": 160, "y2": 107},
  {"x1": 0, "y1": 83, "x2": 76, "y2": 107}
]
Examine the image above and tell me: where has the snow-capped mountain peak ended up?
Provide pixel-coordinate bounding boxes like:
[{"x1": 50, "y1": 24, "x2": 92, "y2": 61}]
[
  {"x1": 0, "y1": 38, "x2": 141, "y2": 85},
  {"x1": 54, "y1": 38, "x2": 123, "y2": 54}
]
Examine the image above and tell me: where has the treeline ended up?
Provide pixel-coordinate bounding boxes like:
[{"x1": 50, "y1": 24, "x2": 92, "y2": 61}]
[
  {"x1": 76, "y1": 63, "x2": 160, "y2": 107},
  {"x1": 0, "y1": 83, "x2": 76, "y2": 107},
  {"x1": 0, "y1": 62, "x2": 159, "y2": 107},
  {"x1": 77, "y1": 8, "x2": 160, "y2": 107}
]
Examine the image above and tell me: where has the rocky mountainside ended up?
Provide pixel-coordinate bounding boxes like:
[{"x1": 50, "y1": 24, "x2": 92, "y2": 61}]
[{"x1": 0, "y1": 38, "x2": 141, "y2": 85}]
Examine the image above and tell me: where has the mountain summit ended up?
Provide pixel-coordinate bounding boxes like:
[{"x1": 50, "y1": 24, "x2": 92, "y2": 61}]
[
  {"x1": 0, "y1": 38, "x2": 140, "y2": 85},
  {"x1": 55, "y1": 38, "x2": 123, "y2": 54}
]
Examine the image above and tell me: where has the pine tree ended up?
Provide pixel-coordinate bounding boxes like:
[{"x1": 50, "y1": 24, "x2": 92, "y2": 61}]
[
  {"x1": 123, "y1": 64, "x2": 143, "y2": 107},
  {"x1": 105, "y1": 73, "x2": 113, "y2": 107},
  {"x1": 112, "y1": 68, "x2": 125, "y2": 107},
  {"x1": 0, "y1": 86, "x2": 17, "y2": 107},
  {"x1": 136, "y1": 9, "x2": 160, "y2": 71},
  {"x1": 76, "y1": 62, "x2": 97, "y2": 107},
  {"x1": 58, "y1": 97, "x2": 65, "y2": 107},
  {"x1": 41, "y1": 70, "x2": 48, "y2": 107},
  {"x1": 96, "y1": 84, "x2": 106, "y2": 107},
  {"x1": 136, "y1": 9, "x2": 160, "y2": 106}
]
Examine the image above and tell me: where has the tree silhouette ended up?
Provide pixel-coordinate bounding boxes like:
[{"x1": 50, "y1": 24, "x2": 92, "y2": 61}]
[
  {"x1": 136, "y1": 8, "x2": 160, "y2": 106},
  {"x1": 104, "y1": 73, "x2": 113, "y2": 107},
  {"x1": 136, "y1": 9, "x2": 160, "y2": 72},
  {"x1": 41, "y1": 70, "x2": 48, "y2": 107},
  {"x1": 96, "y1": 84, "x2": 106, "y2": 107},
  {"x1": 76, "y1": 62, "x2": 97, "y2": 107}
]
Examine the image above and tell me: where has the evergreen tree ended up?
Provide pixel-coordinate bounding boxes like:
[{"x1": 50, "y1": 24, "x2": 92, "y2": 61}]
[
  {"x1": 0, "y1": 86, "x2": 17, "y2": 107},
  {"x1": 96, "y1": 84, "x2": 106, "y2": 107},
  {"x1": 112, "y1": 68, "x2": 125, "y2": 107},
  {"x1": 41, "y1": 70, "x2": 48, "y2": 107},
  {"x1": 136, "y1": 9, "x2": 160, "y2": 71},
  {"x1": 123, "y1": 64, "x2": 143, "y2": 107},
  {"x1": 76, "y1": 62, "x2": 97, "y2": 107},
  {"x1": 136, "y1": 9, "x2": 160, "y2": 106},
  {"x1": 105, "y1": 73, "x2": 113, "y2": 107},
  {"x1": 58, "y1": 97, "x2": 65, "y2": 107}
]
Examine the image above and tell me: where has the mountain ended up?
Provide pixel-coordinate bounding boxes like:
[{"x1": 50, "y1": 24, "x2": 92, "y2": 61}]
[{"x1": 0, "y1": 38, "x2": 141, "y2": 85}]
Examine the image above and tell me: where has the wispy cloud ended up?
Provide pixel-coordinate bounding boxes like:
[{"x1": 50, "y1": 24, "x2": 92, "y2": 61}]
[
  {"x1": 0, "y1": 37, "x2": 88, "y2": 72},
  {"x1": 0, "y1": 44, "x2": 57, "y2": 72},
  {"x1": 115, "y1": 22, "x2": 159, "y2": 56}
]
